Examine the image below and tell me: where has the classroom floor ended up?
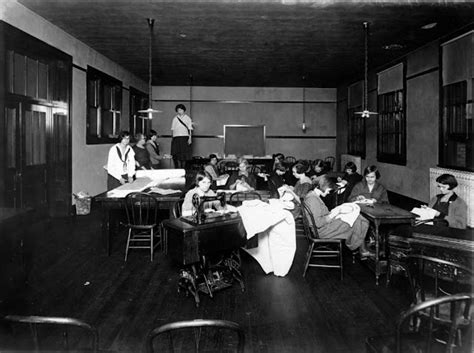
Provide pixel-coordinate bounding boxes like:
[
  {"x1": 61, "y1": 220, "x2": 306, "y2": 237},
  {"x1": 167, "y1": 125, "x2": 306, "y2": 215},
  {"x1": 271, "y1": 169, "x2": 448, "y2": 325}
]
[{"x1": 0, "y1": 207, "x2": 412, "y2": 352}]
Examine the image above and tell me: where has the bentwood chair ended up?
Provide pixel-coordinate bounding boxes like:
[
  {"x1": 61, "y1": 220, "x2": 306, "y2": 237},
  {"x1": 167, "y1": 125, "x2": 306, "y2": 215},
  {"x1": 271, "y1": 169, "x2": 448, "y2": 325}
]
[
  {"x1": 324, "y1": 156, "x2": 335, "y2": 171},
  {"x1": 366, "y1": 293, "x2": 473, "y2": 353},
  {"x1": 124, "y1": 192, "x2": 162, "y2": 261},
  {"x1": 1, "y1": 315, "x2": 101, "y2": 352},
  {"x1": 406, "y1": 255, "x2": 473, "y2": 305},
  {"x1": 229, "y1": 191, "x2": 262, "y2": 206},
  {"x1": 145, "y1": 319, "x2": 245, "y2": 353},
  {"x1": 284, "y1": 156, "x2": 296, "y2": 165},
  {"x1": 300, "y1": 200, "x2": 344, "y2": 280}
]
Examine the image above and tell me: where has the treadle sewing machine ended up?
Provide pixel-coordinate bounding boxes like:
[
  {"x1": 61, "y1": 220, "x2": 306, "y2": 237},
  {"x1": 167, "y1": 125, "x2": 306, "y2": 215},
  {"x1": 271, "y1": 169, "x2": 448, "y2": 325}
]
[{"x1": 162, "y1": 194, "x2": 248, "y2": 307}]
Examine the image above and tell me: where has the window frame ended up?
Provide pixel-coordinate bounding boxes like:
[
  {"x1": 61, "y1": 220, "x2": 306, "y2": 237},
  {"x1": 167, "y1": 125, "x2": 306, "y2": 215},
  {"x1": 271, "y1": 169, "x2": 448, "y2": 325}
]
[
  {"x1": 129, "y1": 87, "x2": 150, "y2": 138},
  {"x1": 86, "y1": 66, "x2": 123, "y2": 144},
  {"x1": 347, "y1": 104, "x2": 366, "y2": 158}
]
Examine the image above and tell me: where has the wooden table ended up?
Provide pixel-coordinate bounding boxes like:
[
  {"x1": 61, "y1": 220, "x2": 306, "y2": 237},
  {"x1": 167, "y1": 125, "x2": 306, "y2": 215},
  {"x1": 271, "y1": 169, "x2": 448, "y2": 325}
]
[
  {"x1": 388, "y1": 224, "x2": 474, "y2": 284},
  {"x1": 359, "y1": 203, "x2": 416, "y2": 285},
  {"x1": 94, "y1": 178, "x2": 186, "y2": 255},
  {"x1": 163, "y1": 213, "x2": 247, "y2": 306}
]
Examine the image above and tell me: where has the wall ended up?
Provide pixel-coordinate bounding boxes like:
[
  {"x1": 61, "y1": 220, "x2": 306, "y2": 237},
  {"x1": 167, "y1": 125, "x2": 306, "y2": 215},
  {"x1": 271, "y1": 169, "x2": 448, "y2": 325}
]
[
  {"x1": 0, "y1": 0, "x2": 147, "y2": 197},
  {"x1": 336, "y1": 42, "x2": 442, "y2": 203},
  {"x1": 151, "y1": 86, "x2": 337, "y2": 161}
]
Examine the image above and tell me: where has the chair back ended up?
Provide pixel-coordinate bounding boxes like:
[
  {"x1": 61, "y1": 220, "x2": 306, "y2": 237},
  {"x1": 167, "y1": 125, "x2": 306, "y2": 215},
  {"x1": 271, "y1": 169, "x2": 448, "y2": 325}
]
[
  {"x1": 407, "y1": 254, "x2": 473, "y2": 305},
  {"x1": 171, "y1": 197, "x2": 185, "y2": 218},
  {"x1": 125, "y1": 192, "x2": 159, "y2": 227},
  {"x1": 324, "y1": 156, "x2": 335, "y2": 171},
  {"x1": 300, "y1": 200, "x2": 321, "y2": 241},
  {"x1": 222, "y1": 161, "x2": 239, "y2": 173},
  {"x1": 396, "y1": 293, "x2": 473, "y2": 353},
  {"x1": 284, "y1": 156, "x2": 296, "y2": 165},
  {"x1": 145, "y1": 319, "x2": 245, "y2": 353},
  {"x1": 250, "y1": 165, "x2": 261, "y2": 174},
  {"x1": 2, "y1": 315, "x2": 99, "y2": 352},
  {"x1": 229, "y1": 191, "x2": 262, "y2": 206}
]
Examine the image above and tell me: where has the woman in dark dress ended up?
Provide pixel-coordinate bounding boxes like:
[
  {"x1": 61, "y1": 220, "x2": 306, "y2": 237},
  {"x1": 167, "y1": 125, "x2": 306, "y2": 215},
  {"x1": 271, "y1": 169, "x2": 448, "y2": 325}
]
[
  {"x1": 258, "y1": 162, "x2": 288, "y2": 198},
  {"x1": 227, "y1": 158, "x2": 257, "y2": 191},
  {"x1": 338, "y1": 161, "x2": 363, "y2": 202},
  {"x1": 132, "y1": 133, "x2": 151, "y2": 170},
  {"x1": 348, "y1": 165, "x2": 389, "y2": 203}
]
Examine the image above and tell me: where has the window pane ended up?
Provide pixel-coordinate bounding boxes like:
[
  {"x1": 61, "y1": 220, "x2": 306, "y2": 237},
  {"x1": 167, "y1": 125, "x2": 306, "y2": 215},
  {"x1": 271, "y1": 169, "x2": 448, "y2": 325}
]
[
  {"x1": 6, "y1": 107, "x2": 16, "y2": 168},
  {"x1": 14, "y1": 53, "x2": 26, "y2": 95},
  {"x1": 26, "y1": 56, "x2": 38, "y2": 98},
  {"x1": 38, "y1": 61, "x2": 48, "y2": 100}
]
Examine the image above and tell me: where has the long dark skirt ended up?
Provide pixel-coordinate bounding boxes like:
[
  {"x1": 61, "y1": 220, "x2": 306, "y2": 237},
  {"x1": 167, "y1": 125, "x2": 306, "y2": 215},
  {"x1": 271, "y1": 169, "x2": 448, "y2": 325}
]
[{"x1": 171, "y1": 136, "x2": 192, "y2": 161}]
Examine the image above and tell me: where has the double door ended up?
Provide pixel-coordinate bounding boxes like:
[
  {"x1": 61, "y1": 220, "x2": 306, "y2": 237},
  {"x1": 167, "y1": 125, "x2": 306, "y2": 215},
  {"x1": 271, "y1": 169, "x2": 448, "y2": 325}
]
[{"x1": 4, "y1": 100, "x2": 70, "y2": 217}]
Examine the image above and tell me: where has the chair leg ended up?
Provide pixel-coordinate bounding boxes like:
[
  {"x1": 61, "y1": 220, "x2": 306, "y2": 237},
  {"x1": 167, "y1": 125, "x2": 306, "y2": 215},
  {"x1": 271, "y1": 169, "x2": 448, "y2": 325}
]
[
  {"x1": 125, "y1": 228, "x2": 132, "y2": 261},
  {"x1": 339, "y1": 242, "x2": 343, "y2": 281},
  {"x1": 150, "y1": 229, "x2": 154, "y2": 262},
  {"x1": 303, "y1": 242, "x2": 314, "y2": 277}
]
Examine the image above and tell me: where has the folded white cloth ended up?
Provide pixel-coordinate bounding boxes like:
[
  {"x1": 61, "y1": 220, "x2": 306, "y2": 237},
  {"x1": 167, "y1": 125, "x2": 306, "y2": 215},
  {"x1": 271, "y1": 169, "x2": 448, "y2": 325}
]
[
  {"x1": 238, "y1": 200, "x2": 296, "y2": 277},
  {"x1": 333, "y1": 202, "x2": 361, "y2": 227}
]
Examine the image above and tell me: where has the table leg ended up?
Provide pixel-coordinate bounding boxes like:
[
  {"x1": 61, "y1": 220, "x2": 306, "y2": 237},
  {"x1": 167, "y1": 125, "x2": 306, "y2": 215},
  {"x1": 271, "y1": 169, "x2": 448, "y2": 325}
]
[
  {"x1": 101, "y1": 207, "x2": 111, "y2": 256},
  {"x1": 374, "y1": 222, "x2": 380, "y2": 286}
]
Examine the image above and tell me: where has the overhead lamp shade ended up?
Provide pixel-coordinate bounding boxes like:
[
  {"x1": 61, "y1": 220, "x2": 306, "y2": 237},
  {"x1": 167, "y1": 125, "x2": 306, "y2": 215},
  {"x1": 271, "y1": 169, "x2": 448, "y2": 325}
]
[{"x1": 138, "y1": 107, "x2": 162, "y2": 120}]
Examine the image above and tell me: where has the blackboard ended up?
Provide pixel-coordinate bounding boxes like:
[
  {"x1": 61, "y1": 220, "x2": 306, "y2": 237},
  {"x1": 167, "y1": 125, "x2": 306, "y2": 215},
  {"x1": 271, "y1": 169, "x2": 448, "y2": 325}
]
[{"x1": 224, "y1": 125, "x2": 265, "y2": 156}]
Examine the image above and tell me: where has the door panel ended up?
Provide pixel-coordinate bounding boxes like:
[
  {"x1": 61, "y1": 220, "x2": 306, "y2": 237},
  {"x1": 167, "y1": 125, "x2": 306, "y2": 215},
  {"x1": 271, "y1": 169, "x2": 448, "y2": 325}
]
[
  {"x1": 49, "y1": 108, "x2": 70, "y2": 217},
  {"x1": 21, "y1": 104, "x2": 48, "y2": 211}
]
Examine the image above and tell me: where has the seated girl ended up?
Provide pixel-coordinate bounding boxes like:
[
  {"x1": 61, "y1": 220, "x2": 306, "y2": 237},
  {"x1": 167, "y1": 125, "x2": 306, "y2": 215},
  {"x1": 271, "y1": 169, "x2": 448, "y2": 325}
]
[
  {"x1": 426, "y1": 173, "x2": 467, "y2": 229},
  {"x1": 283, "y1": 161, "x2": 313, "y2": 204},
  {"x1": 304, "y1": 175, "x2": 370, "y2": 257},
  {"x1": 309, "y1": 159, "x2": 328, "y2": 183},
  {"x1": 348, "y1": 165, "x2": 389, "y2": 204},
  {"x1": 258, "y1": 162, "x2": 288, "y2": 198},
  {"x1": 337, "y1": 161, "x2": 363, "y2": 202},
  {"x1": 204, "y1": 154, "x2": 229, "y2": 188},
  {"x1": 182, "y1": 171, "x2": 224, "y2": 217},
  {"x1": 226, "y1": 158, "x2": 257, "y2": 191}
]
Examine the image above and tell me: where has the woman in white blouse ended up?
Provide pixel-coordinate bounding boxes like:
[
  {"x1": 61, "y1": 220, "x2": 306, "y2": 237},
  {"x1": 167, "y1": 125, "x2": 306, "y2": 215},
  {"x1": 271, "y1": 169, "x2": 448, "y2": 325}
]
[
  {"x1": 171, "y1": 104, "x2": 193, "y2": 169},
  {"x1": 106, "y1": 131, "x2": 136, "y2": 190}
]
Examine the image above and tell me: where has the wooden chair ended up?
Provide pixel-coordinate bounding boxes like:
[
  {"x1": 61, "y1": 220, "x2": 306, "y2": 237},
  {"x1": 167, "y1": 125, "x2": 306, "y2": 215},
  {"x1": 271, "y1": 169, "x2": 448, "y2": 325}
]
[
  {"x1": 222, "y1": 161, "x2": 239, "y2": 173},
  {"x1": 365, "y1": 293, "x2": 473, "y2": 353},
  {"x1": 1, "y1": 315, "x2": 100, "y2": 352},
  {"x1": 324, "y1": 156, "x2": 335, "y2": 171},
  {"x1": 124, "y1": 192, "x2": 162, "y2": 261},
  {"x1": 229, "y1": 191, "x2": 262, "y2": 206},
  {"x1": 406, "y1": 254, "x2": 473, "y2": 305},
  {"x1": 284, "y1": 156, "x2": 296, "y2": 164},
  {"x1": 145, "y1": 319, "x2": 245, "y2": 353},
  {"x1": 300, "y1": 200, "x2": 343, "y2": 280}
]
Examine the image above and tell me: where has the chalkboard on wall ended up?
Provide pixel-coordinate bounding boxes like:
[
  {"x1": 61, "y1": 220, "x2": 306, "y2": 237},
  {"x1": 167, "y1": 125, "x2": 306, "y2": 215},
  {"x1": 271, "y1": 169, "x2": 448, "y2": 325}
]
[{"x1": 224, "y1": 125, "x2": 265, "y2": 156}]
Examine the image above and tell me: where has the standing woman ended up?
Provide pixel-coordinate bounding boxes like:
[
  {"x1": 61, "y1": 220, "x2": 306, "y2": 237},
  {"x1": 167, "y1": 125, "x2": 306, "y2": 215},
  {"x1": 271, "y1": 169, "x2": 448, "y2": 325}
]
[
  {"x1": 106, "y1": 131, "x2": 136, "y2": 190},
  {"x1": 348, "y1": 165, "x2": 389, "y2": 203},
  {"x1": 146, "y1": 129, "x2": 160, "y2": 169},
  {"x1": 426, "y1": 173, "x2": 467, "y2": 229},
  {"x1": 171, "y1": 104, "x2": 193, "y2": 169}
]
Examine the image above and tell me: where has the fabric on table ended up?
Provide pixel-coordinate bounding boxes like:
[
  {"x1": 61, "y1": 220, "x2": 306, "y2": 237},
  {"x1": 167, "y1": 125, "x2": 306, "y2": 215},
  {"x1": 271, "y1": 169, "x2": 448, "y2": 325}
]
[
  {"x1": 238, "y1": 200, "x2": 296, "y2": 277},
  {"x1": 333, "y1": 202, "x2": 361, "y2": 227}
]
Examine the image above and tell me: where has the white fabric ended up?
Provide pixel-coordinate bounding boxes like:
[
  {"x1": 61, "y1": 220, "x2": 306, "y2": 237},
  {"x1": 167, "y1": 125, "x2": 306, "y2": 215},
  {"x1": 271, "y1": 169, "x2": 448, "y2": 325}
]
[
  {"x1": 171, "y1": 114, "x2": 193, "y2": 137},
  {"x1": 333, "y1": 202, "x2": 361, "y2": 227},
  {"x1": 106, "y1": 143, "x2": 136, "y2": 181},
  {"x1": 238, "y1": 200, "x2": 296, "y2": 277}
]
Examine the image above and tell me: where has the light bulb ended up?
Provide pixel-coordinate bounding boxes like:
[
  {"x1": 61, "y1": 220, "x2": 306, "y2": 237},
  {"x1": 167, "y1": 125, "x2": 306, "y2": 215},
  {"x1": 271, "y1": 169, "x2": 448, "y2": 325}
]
[{"x1": 302, "y1": 122, "x2": 306, "y2": 132}]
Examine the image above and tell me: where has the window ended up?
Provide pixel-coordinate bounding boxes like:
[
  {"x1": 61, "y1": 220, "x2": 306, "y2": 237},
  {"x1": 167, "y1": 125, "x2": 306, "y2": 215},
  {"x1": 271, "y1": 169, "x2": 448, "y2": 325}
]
[
  {"x1": 441, "y1": 81, "x2": 472, "y2": 170},
  {"x1": 86, "y1": 66, "x2": 122, "y2": 144},
  {"x1": 377, "y1": 90, "x2": 406, "y2": 164},
  {"x1": 129, "y1": 87, "x2": 150, "y2": 137},
  {"x1": 440, "y1": 31, "x2": 473, "y2": 171},
  {"x1": 347, "y1": 81, "x2": 365, "y2": 158},
  {"x1": 377, "y1": 63, "x2": 406, "y2": 165}
]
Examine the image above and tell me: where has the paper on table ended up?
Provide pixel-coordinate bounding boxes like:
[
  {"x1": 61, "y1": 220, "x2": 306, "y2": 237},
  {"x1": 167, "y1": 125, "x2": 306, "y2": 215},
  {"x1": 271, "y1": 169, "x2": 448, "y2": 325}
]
[
  {"x1": 148, "y1": 187, "x2": 182, "y2": 195},
  {"x1": 216, "y1": 174, "x2": 230, "y2": 186}
]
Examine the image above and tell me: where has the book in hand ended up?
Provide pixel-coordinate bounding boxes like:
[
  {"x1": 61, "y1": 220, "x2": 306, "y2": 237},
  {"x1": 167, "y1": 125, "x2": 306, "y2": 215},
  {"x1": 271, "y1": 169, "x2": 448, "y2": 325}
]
[{"x1": 411, "y1": 206, "x2": 437, "y2": 225}]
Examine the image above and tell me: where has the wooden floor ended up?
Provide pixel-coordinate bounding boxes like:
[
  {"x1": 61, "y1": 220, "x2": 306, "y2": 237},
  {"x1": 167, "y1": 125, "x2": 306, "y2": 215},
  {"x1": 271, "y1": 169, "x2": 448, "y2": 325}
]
[{"x1": 1, "y1": 207, "x2": 412, "y2": 353}]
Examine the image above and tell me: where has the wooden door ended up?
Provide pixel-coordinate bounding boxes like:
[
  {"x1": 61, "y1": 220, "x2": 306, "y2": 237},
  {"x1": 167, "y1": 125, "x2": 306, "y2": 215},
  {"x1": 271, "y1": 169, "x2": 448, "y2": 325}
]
[
  {"x1": 48, "y1": 107, "x2": 70, "y2": 217},
  {"x1": 4, "y1": 101, "x2": 48, "y2": 213}
]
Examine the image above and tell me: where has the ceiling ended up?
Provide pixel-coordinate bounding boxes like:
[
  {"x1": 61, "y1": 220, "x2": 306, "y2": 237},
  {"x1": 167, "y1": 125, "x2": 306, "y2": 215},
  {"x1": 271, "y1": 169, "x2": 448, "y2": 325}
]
[{"x1": 17, "y1": 0, "x2": 474, "y2": 88}]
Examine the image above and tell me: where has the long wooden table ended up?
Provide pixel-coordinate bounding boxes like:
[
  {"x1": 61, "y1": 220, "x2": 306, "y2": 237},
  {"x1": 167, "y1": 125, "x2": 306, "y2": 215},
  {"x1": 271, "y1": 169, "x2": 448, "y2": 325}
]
[
  {"x1": 359, "y1": 203, "x2": 416, "y2": 285},
  {"x1": 388, "y1": 224, "x2": 474, "y2": 284}
]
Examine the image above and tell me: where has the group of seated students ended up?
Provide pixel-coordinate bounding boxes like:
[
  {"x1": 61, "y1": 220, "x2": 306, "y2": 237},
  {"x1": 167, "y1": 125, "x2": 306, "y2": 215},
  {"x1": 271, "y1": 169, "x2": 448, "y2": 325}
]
[{"x1": 181, "y1": 152, "x2": 468, "y2": 257}]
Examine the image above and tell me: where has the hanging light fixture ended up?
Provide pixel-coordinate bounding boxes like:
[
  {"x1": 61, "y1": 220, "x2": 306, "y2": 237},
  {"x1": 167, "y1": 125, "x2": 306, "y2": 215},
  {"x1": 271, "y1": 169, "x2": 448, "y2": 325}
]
[
  {"x1": 355, "y1": 22, "x2": 378, "y2": 118},
  {"x1": 139, "y1": 18, "x2": 162, "y2": 119}
]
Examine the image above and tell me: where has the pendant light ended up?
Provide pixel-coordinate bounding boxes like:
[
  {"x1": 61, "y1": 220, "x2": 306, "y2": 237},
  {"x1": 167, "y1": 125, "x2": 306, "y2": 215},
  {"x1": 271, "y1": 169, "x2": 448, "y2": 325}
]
[
  {"x1": 138, "y1": 18, "x2": 162, "y2": 119},
  {"x1": 355, "y1": 22, "x2": 378, "y2": 118}
]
